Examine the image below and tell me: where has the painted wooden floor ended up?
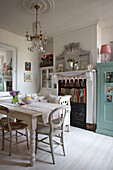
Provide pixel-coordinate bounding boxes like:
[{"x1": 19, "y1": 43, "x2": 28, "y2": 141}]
[{"x1": 0, "y1": 126, "x2": 113, "y2": 170}]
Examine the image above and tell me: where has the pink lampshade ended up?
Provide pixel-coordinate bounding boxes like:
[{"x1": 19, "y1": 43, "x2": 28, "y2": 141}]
[{"x1": 100, "y1": 44, "x2": 111, "y2": 54}]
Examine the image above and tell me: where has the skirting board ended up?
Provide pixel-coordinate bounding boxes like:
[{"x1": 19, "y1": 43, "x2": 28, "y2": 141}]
[{"x1": 86, "y1": 123, "x2": 96, "y2": 131}]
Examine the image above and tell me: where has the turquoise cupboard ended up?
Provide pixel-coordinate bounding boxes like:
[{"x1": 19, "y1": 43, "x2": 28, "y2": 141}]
[{"x1": 96, "y1": 62, "x2": 113, "y2": 136}]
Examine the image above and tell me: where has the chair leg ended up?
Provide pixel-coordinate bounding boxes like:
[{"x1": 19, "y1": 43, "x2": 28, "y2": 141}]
[
  {"x1": 35, "y1": 131, "x2": 38, "y2": 154},
  {"x1": 49, "y1": 134, "x2": 55, "y2": 164},
  {"x1": 9, "y1": 131, "x2": 12, "y2": 156},
  {"x1": 2, "y1": 128, "x2": 4, "y2": 151},
  {"x1": 16, "y1": 130, "x2": 18, "y2": 143},
  {"x1": 25, "y1": 128, "x2": 29, "y2": 149},
  {"x1": 61, "y1": 131, "x2": 65, "y2": 156}
]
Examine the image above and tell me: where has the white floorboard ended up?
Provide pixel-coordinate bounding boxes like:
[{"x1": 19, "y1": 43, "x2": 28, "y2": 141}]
[{"x1": 0, "y1": 126, "x2": 113, "y2": 170}]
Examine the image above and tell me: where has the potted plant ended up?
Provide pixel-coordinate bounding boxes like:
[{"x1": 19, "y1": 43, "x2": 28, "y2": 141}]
[{"x1": 67, "y1": 58, "x2": 78, "y2": 69}]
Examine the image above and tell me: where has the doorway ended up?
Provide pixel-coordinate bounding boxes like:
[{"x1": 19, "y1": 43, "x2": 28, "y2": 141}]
[{"x1": 0, "y1": 43, "x2": 17, "y2": 96}]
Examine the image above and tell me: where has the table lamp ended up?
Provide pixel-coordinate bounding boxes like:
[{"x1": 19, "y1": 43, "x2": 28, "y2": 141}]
[{"x1": 100, "y1": 44, "x2": 111, "y2": 62}]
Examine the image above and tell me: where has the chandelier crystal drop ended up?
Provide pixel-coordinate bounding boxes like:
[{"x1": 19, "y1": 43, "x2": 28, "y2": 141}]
[{"x1": 25, "y1": 5, "x2": 47, "y2": 52}]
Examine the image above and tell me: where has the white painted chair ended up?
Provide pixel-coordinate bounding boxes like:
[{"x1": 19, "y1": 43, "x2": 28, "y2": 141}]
[{"x1": 35, "y1": 105, "x2": 67, "y2": 164}]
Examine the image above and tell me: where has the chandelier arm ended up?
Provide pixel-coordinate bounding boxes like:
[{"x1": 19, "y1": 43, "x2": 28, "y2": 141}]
[{"x1": 27, "y1": 38, "x2": 32, "y2": 41}]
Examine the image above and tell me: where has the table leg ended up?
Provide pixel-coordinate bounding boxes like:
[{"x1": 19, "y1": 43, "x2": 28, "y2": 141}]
[{"x1": 30, "y1": 129, "x2": 35, "y2": 166}]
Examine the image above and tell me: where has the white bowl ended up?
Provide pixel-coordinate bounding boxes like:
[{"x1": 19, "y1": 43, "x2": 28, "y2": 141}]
[{"x1": 22, "y1": 99, "x2": 34, "y2": 104}]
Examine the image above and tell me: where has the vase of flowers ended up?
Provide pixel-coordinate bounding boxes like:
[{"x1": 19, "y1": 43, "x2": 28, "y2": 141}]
[
  {"x1": 10, "y1": 90, "x2": 20, "y2": 104},
  {"x1": 67, "y1": 58, "x2": 78, "y2": 70}
]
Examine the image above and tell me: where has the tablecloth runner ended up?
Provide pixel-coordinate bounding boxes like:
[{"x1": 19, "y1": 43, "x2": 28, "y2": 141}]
[{"x1": 0, "y1": 99, "x2": 61, "y2": 123}]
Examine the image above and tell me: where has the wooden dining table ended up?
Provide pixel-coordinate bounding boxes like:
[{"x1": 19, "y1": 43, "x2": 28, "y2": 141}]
[{"x1": 0, "y1": 99, "x2": 62, "y2": 166}]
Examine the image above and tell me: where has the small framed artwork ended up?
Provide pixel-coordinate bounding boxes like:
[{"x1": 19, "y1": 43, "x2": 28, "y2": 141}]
[
  {"x1": 105, "y1": 72, "x2": 113, "y2": 83},
  {"x1": 80, "y1": 60, "x2": 89, "y2": 70},
  {"x1": 24, "y1": 73, "x2": 32, "y2": 82},
  {"x1": 25, "y1": 62, "x2": 31, "y2": 71},
  {"x1": 107, "y1": 95, "x2": 112, "y2": 102},
  {"x1": 58, "y1": 64, "x2": 64, "y2": 72},
  {"x1": 79, "y1": 51, "x2": 91, "y2": 70}
]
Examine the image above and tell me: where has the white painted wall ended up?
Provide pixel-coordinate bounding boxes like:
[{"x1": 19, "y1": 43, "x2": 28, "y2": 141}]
[
  {"x1": 97, "y1": 24, "x2": 102, "y2": 63},
  {"x1": 0, "y1": 27, "x2": 40, "y2": 95},
  {"x1": 45, "y1": 42, "x2": 53, "y2": 54},
  {"x1": 102, "y1": 27, "x2": 113, "y2": 62},
  {"x1": 6, "y1": 50, "x2": 12, "y2": 65},
  {"x1": 53, "y1": 24, "x2": 97, "y2": 67},
  {"x1": 102, "y1": 27, "x2": 113, "y2": 44}
]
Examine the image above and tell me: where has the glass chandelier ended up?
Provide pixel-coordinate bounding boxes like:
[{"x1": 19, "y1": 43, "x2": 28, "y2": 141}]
[{"x1": 25, "y1": 5, "x2": 47, "y2": 52}]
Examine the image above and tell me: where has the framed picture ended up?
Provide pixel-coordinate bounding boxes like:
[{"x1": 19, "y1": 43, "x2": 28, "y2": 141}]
[
  {"x1": 80, "y1": 60, "x2": 89, "y2": 70},
  {"x1": 24, "y1": 73, "x2": 32, "y2": 82},
  {"x1": 58, "y1": 64, "x2": 64, "y2": 72},
  {"x1": 105, "y1": 72, "x2": 113, "y2": 83},
  {"x1": 80, "y1": 54, "x2": 90, "y2": 70},
  {"x1": 25, "y1": 62, "x2": 31, "y2": 71},
  {"x1": 107, "y1": 95, "x2": 112, "y2": 102}
]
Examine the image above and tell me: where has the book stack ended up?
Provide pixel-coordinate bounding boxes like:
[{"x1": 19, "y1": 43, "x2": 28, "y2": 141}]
[
  {"x1": 60, "y1": 88, "x2": 86, "y2": 103},
  {"x1": 71, "y1": 88, "x2": 86, "y2": 103}
]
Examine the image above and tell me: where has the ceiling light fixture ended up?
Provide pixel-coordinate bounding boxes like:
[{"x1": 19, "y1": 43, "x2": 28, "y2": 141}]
[{"x1": 25, "y1": 4, "x2": 47, "y2": 52}]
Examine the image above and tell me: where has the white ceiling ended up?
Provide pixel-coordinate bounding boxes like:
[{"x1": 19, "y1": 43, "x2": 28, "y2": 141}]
[{"x1": 0, "y1": 0, "x2": 113, "y2": 39}]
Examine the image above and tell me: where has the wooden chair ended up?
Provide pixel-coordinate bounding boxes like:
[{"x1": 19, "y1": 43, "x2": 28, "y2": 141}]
[
  {"x1": 0, "y1": 105, "x2": 29, "y2": 156},
  {"x1": 0, "y1": 117, "x2": 7, "y2": 127},
  {"x1": 35, "y1": 105, "x2": 67, "y2": 164},
  {"x1": 0, "y1": 117, "x2": 8, "y2": 138}
]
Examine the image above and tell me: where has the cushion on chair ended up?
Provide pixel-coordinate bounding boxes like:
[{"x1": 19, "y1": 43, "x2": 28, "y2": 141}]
[
  {"x1": 36, "y1": 93, "x2": 63, "y2": 103},
  {"x1": 37, "y1": 123, "x2": 50, "y2": 135},
  {"x1": 3, "y1": 122, "x2": 28, "y2": 131},
  {"x1": 52, "y1": 117, "x2": 62, "y2": 124},
  {"x1": 37, "y1": 96, "x2": 46, "y2": 102},
  {"x1": 49, "y1": 94, "x2": 61, "y2": 104},
  {"x1": 0, "y1": 117, "x2": 7, "y2": 123},
  {"x1": 37, "y1": 122, "x2": 62, "y2": 136},
  {"x1": 0, "y1": 117, "x2": 12, "y2": 126}
]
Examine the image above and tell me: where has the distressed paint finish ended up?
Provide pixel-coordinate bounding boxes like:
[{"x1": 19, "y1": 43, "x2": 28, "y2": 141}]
[
  {"x1": 96, "y1": 62, "x2": 113, "y2": 136},
  {"x1": 0, "y1": 104, "x2": 41, "y2": 166}
]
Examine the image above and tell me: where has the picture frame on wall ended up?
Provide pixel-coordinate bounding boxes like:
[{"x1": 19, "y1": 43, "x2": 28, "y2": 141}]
[
  {"x1": 24, "y1": 73, "x2": 32, "y2": 82},
  {"x1": 25, "y1": 62, "x2": 31, "y2": 71},
  {"x1": 80, "y1": 60, "x2": 89, "y2": 70},
  {"x1": 58, "y1": 64, "x2": 64, "y2": 72},
  {"x1": 107, "y1": 95, "x2": 112, "y2": 102},
  {"x1": 105, "y1": 72, "x2": 113, "y2": 83},
  {"x1": 79, "y1": 53, "x2": 90, "y2": 70}
]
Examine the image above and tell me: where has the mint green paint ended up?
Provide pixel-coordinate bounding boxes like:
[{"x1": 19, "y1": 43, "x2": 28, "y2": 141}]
[{"x1": 96, "y1": 62, "x2": 113, "y2": 137}]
